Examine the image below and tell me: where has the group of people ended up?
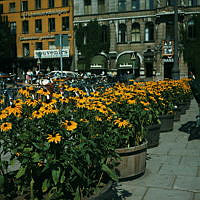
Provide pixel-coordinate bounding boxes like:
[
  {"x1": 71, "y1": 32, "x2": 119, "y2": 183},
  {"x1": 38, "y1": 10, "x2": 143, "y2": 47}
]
[{"x1": 25, "y1": 68, "x2": 40, "y2": 84}]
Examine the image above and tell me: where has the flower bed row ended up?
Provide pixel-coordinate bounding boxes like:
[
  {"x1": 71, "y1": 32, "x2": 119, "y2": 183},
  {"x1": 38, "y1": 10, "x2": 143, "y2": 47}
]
[{"x1": 0, "y1": 78, "x2": 192, "y2": 199}]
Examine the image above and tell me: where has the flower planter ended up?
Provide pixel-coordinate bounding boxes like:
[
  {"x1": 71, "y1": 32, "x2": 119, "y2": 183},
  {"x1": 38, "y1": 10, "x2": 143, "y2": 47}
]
[
  {"x1": 115, "y1": 142, "x2": 147, "y2": 181},
  {"x1": 87, "y1": 181, "x2": 112, "y2": 200},
  {"x1": 178, "y1": 103, "x2": 187, "y2": 114},
  {"x1": 173, "y1": 107, "x2": 181, "y2": 121},
  {"x1": 159, "y1": 114, "x2": 174, "y2": 132},
  {"x1": 146, "y1": 123, "x2": 161, "y2": 148}
]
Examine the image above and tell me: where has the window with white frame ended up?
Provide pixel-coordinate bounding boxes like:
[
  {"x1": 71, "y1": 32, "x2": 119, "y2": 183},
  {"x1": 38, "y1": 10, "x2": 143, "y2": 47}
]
[
  {"x1": 84, "y1": 0, "x2": 92, "y2": 14},
  {"x1": 98, "y1": 0, "x2": 105, "y2": 13},
  {"x1": 188, "y1": 19, "x2": 196, "y2": 39},
  {"x1": 118, "y1": 23, "x2": 127, "y2": 43},
  {"x1": 23, "y1": 43, "x2": 30, "y2": 56},
  {"x1": 10, "y1": 22, "x2": 16, "y2": 34},
  {"x1": 144, "y1": 22, "x2": 154, "y2": 42},
  {"x1": 118, "y1": 0, "x2": 126, "y2": 11},
  {"x1": 9, "y1": 2, "x2": 16, "y2": 12},
  {"x1": 21, "y1": 1, "x2": 28, "y2": 11},
  {"x1": 35, "y1": 19, "x2": 42, "y2": 33},
  {"x1": 145, "y1": 0, "x2": 154, "y2": 9},
  {"x1": 132, "y1": 0, "x2": 139, "y2": 10},
  {"x1": 62, "y1": 16, "x2": 69, "y2": 31},
  {"x1": 48, "y1": 41, "x2": 56, "y2": 50},
  {"x1": 131, "y1": 23, "x2": 140, "y2": 42},
  {"x1": 48, "y1": 18, "x2": 55, "y2": 32}
]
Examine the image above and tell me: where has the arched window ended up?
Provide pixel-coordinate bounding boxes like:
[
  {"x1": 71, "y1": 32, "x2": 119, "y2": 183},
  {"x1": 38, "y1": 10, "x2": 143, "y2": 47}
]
[
  {"x1": 188, "y1": 19, "x2": 196, "y2": 39},
  {"x1": 118, "y1": 23, "x2": 127, "y2": 43},
  {"x1": 131, "y1": 23, "x2": 140, "y2": 42},
  {"x1": 144, "y1": 22, "x2": 154, "y2": 42}
]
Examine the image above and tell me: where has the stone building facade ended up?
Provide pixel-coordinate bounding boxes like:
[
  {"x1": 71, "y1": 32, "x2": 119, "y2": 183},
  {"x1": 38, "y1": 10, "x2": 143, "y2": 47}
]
[{"x1": 73, "y1": 0, "x2": 200, "y2": 79}]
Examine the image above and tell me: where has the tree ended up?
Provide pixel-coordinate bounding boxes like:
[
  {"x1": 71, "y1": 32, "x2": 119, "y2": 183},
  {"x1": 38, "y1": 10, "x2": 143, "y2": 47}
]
[
  {"x1": 181, "y1": 14, "x2": 200, "y2": 79},
  {"x1": 75, "y1": 20, "x2": 110, "y2": 71},
  {"x1": 0, "y1": 16, "x2": 16, "y2": 71}
]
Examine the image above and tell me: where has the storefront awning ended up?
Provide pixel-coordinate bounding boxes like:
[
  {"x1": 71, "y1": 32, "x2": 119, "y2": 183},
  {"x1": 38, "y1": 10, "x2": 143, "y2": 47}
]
[
  {"x1": 90, "y1": 55, "x2": 107, "y2": 69},
  {"x1": 117, "y1": 54, "x2": 133, "y2": 69}
]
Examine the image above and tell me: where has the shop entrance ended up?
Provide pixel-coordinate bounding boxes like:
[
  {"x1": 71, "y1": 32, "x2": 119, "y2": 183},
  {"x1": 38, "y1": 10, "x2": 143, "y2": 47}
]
[
  {"x1": 145, "y1": 62, "x2": 153, "y2": 78},
  {"x1": 164, "y1": 62, "x2": 173, "y2": 79}
]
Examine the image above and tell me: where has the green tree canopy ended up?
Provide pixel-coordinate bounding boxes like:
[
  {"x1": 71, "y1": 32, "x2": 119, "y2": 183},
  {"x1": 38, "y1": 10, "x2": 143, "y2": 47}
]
[
  {"x1": 75, "y1": 20, "x2": 110, "y2": 71},
  {"x1": 181, "y1": 14, "x2": 200, "y2": 79}
]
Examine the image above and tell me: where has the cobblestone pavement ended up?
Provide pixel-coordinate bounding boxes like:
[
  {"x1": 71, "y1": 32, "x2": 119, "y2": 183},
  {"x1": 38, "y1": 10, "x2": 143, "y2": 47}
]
[{"x1": 101, "y1": 98, "x2": 200, "y2": 200}]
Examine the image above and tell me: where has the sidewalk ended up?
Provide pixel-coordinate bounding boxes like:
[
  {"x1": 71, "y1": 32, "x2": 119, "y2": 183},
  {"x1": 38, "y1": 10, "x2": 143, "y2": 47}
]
[{"x1": 105, "y1": 98, "x2": 200, "y2": 200}]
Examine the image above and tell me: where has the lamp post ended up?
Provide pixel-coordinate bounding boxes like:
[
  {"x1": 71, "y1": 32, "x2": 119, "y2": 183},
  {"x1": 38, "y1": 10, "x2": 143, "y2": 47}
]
[{"x1": 172, "y1": 0, "x2": 180, "y2": 80}]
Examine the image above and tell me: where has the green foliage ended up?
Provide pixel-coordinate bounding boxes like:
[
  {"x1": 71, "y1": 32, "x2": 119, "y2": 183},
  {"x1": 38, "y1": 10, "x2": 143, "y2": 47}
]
[
  {"x1": 0, "y1": 17, "x2": 16, "y2": 61},
  {"x1": 75, "y1": 20, "x2": 110, "y2": 71},
  {"x1": 181, "y1": 14, "x2": 200, "y2": 78}
]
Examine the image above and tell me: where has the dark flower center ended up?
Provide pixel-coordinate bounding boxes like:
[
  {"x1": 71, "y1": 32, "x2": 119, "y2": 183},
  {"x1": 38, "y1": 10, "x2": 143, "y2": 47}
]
[{"x1": 67, "y1": 121, "x2": 72, "y2": 126}]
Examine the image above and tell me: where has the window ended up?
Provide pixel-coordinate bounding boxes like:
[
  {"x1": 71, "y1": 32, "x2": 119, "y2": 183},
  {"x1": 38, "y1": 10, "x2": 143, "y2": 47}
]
[
  {"x1": 22, "y1": 20, "x2": 29, "y2": 34},
  {"x1": 144, "y1": 22, "x2": 154, "y2": 42},
  {"x1": 188, "y1": 20, "x2": 196, "y2": 39},
  {"x1": 35, "y1": 0, "x2": 41, "y2": 9},
  {"x1": 188, "y1": 0, "x2": 197, "y2": 6},
  {"x1": 48, "y1": 41, "x2": 56, "y2": 50},
  {"x1": 166, "y1": 0, "x2": 175, "y2": 6},
  {"x1": 35, "y1": 19, "x2": 42, "y2": 33},
  {"x1": 23, "y1": 43, "x2": 30, "y2": 56},
  {"x1": 98, "y1": 0, "x2": 105, "y2": 13},
  {"x1": 35, "y1": 42, "x2": 43, "y2": 50},
  {"x1": 9, "y1": 2, "x2": 16, "y2": 12},
  {"x1": 10, "y1": 22, "x2": 16, "y2": 34},
  {"x1": 62, "y1": 0, "x2": 68, "y2": 7},
  {"x1": 145, "y1": 0, "x2": 154, "y2": 9},
  {"x1": 62, "y1": 17, "x2": 69, "y2": 31},
  {"x1": 118, "y1": 23, "x2": 127, "y2": 43},
  {"x1": 48, "y1": 18, "x2": 55, "y2": 32},
  {"x1": 0, "y1": 4, "x2": 3, "y2": 14},
  {"x1": 118, "y1": 0, "x2": 126, "y2": 11},
  {"x1": 21, "y1": 1, "x2": 28, "y2": 11},
  {"x1": 131, "y1": 23, "x2": 140, "y2": 42},
  {"x1": 48, "y1": 0, "x2": 54, "y2": 8},
  {"x1": 132, "y1": 0, "x2": 139, "y2": 10},
  {"x1": 84, "y1": 0, "x2": 91, "y2": 14}
]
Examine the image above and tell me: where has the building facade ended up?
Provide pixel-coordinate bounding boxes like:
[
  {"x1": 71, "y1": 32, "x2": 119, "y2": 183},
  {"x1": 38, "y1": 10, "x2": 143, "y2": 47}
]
[
  {"x1": 74, "y1": 0, "x2": 200, "y2": 79},
  {"x1": 0, "y1": 0, "x2": 74, "y2": 72}
]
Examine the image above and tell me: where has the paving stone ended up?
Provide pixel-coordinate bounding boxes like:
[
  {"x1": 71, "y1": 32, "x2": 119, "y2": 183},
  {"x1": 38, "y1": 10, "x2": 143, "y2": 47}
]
[
  {"x1": 115, "y1": 184, "x2": 147, "y2": 200},
  {"x1": 159, "y1": 164, "x2": 198, "y2": 177},
  {"x1": 168, "y1": 148, "x2": 200, "y2": 156},
  {"x1": 174, "y1": 176, "x2": 200, "y2": 192},
  {"x1": 180, "y1": 156, "x2": 200, "y2": 167},
  {"x1": 193, "y1": 192, "x2": 200, "y2": 200},
  {"x1": 147, "y1": 154, "x2": 181, "y2": 166},
  {"x1": 122, "y1": 172, "x2": 176, "y2": 189},
  {"x1": 147, "y1": 145, "x2": 171, "y2": 155},
  {"x1": 186, "y1": 140, "x2": 200, "y2": 150},
  {"x1": 143, "y1": 188, "x2": 193, "y2": 200}
]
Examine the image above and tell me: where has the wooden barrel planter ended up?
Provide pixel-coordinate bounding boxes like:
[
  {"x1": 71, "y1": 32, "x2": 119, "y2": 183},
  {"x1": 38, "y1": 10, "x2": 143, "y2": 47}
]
[
  {"x1": 178, "y1": 103, "x2": 187, "y2": 115},
  {"x1": 115, "y1": 142, "x2": 147, "y2": 181},
  {"x1": 173, "y1": 107, "x2": 181, "y2": 121},
  {"x1": 146, "y1": 123, "x2": 161, "y2": 148},
  {"x1": 159, "y1": 114, "x2": 174, "y2": 132}
]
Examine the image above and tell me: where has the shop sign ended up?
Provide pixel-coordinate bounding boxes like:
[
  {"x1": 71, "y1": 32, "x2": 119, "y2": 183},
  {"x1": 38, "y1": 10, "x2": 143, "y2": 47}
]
[
  {"x1": 34, "y1": 49, "x2": 69, "y2": 59},
  {"x1": 163, "y1": 57, "x2": 174, "y2": 62},
  {"x1": 91, "y1": 64, "x2": 102, "y2": 68},
  {"x1": 162, "y1": 40, "x2": 174, "y2": 57},
  {"x1": 119, "y1": 64, "x2": 133, "y2": 68},
  {"x1": 21, "y1": 10, "x2": 67, "y2": 18}
]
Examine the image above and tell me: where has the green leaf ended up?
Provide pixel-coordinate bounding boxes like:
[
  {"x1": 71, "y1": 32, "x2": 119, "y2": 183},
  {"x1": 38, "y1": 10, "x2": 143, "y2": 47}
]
[
  {"x1": 60, "y1": 171, "x2": 65, "y2": 184},
  {"x1": 23, "y1": 147, "x2": 33, "y2": 152},
  {"x1": 74, "y1": 187, "x2": 81, "y2": 200},
  {"x1": 32, "y1": 152, "x2": 40, "y2": 162},
  {"x1": 16, "y1": 166, "x2": 27, "y2": 179},
  {"x1": 52, "y1": 167, "x2": 60, "y2": 185},
  {"x1": 42, "y1": 179, "x2": 49, "y2": 193},
  {"x1": 102, "y1": 164, "x2": 118, "y2": 182},
  {"x1": 0, "y1": 175, "x2": 4, "y2": 187}
]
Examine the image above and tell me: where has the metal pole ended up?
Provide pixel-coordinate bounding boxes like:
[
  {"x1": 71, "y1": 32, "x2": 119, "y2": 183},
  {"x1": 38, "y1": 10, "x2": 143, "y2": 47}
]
[
  {"x1": 60, "y1": 34, "x2": 63, "y2": 76},
  {"x1": 172, "y1": 0, "x2": 180, "y2": 80}
]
